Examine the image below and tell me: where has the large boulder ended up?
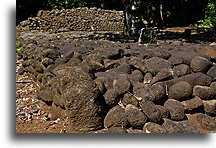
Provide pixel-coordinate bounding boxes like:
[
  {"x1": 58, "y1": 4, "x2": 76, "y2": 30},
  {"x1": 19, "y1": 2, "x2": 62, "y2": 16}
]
[{"x1": 55, "y1": 65, "x2": 105, "y2": 131}]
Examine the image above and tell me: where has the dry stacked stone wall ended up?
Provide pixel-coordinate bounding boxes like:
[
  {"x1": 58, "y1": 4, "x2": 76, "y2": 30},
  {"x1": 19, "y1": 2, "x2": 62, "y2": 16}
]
[
  {"x1": 16, "y1": 30, "x2": 216, "y2": 133},
  {"x1": 17, "y1": 7, "x2": 124, "y2": 33}
]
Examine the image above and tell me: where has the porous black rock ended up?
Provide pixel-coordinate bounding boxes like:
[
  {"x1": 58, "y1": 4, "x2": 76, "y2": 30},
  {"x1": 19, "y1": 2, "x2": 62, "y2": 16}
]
[
  {"x1": 164, "y1": 99, "x2": 185, "y2": 121},
  {"x1": 143, "y1": 122, "x2": 167, "y2": 133},
  {"x1": 162, "y1": 118, "x2": 184, "y2": 133},
  {"x1": 139, "y1": 99, "x2": 162, "y2": 123},
  {"x1": 207, "y1": 66, "x2": 216, "y2": 80},
  {"x1": 203, "y1": 100, "x2": 216, "y2": 116},
  {"x1": 145, "y1": 57, "x2": 172, "y2": 76},
  {"x1": 168, "y1": 81, "x2": 193, "y2": 101},
  {"x1": 122, "y1": 93, "x2": 139, "y2": 107},
  {"x1": 173, "y1": 64, "x2": 191, "y2": 78},
  {"x1": 54, "y1": 65, "x2": 105, "y2": 131},
  {"x1": 193, "y1": 85, "x2": 215, "y2": 100},
  {"x1": 190, "y1": 56, "x2": 212, "y2": 73},
  {"x1": 177, "y1": 120, "x2": 199, "y2": 133},
  {"x1": 104, "y1": 105, "x2": 129, "y2": 128},
  {"x1": 133, "y1": 83, "x2": 155, "y2": 102},
  {"x1": 113, "y1": 74, "x2": 132, "y2": 95},
  {"x1": 125, "y1": 104, "x2": 148, "y2": 129},
  {"x1": 181, "y1": 96, "x2": 203, "y2": 113},
  {"x1": 103, "y1": 89, "x2": 120, "y2": 108}
]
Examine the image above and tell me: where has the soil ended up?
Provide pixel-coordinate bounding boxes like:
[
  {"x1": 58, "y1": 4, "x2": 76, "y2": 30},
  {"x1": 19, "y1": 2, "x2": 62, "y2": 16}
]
[{"x1": 16, "y1": 27, "x2": 215, "y2": 133}]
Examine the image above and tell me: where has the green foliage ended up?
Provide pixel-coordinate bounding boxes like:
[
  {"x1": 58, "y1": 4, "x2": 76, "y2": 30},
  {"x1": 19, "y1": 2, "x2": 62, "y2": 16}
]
[
  {"x1": 47, "y1": 0, "x2": 106, "y2": 9},
  {"x1": 16, "y1": 41, "x2": 23, "y2": 52},
  {"x1": 194, "y1": 2, "x2": 216, "y2": 34}
]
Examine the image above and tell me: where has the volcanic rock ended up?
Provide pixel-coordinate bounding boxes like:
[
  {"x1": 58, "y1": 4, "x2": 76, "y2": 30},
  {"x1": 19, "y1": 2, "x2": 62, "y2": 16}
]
[
  {"x1": 125, "y1": 104, "x2": 148, "y2": 129},
  {"x1": 168, "y1": 81, "x2": 193, "y2": 101},
  {"x1": 164, "y1": 99, "x2": 185, "y2": 121}
]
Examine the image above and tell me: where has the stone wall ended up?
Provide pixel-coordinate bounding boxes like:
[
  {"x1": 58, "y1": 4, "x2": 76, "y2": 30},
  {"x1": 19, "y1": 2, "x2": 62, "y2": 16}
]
[
  {"x1": 16, "y1": 31, "x2": 216, "y2": 132},
  {"x1": 17, "y1": 7, "x2": 124, "y2": 33}
]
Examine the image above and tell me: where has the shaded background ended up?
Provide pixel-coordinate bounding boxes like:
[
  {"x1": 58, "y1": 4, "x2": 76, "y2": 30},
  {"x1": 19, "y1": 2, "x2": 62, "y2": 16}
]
[{"x1": 16, "y1": 0, "x2": 212, "y2": 27}]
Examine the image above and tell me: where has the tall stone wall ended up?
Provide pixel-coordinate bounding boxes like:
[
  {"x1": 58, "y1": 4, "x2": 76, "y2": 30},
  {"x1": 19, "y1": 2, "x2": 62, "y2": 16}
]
[{"x1": 17, "y1": 7, "x2": 124, "y2": 33}]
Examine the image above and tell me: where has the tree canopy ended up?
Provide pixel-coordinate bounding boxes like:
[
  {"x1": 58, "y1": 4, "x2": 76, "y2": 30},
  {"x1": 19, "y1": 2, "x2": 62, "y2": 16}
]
[{"x1": 17, "y1": 0, "x2": 215, "y2": 30}]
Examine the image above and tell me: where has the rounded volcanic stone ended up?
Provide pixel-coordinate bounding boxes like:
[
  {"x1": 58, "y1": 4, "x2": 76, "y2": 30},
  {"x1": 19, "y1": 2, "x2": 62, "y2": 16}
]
[
  {"x1": 122, "y1": 93, "x2": 139, "y2": 107},
  {"x1": 164, "y1": 73, "x2": 212, "y2": 89},
  {"x1": 104, "y1": 105, "x2": 129, "y2": 128},
  {"x1": 156, "y1": 105, "x2": 170, "y2": 118},
  {"x1": 193, "y1": 85, "x2": 215, "y2": 100},
  {"x1": 177, "y1": 120, "x2": 199, "y2": 133},
  {"x1": 207, "y1": 66, "x2": 216, "y2": 79},
  {"x1": 139, "y1": 99, "x2": 162, "y2": 123},
  {"x1": 168, "y1": 81, "x2": 192, "y2": 101},
  {"x1": 151, "y1": 82, "x2": 166, "y2": 103},
  {"x1": 181, "y1": 96, "x2": 203, "y2": 113},
  {"x1": 113, "y1": 74, "x2": 132, "y2": 95},
  {"x1": 130, "y1": 70, "x2": 144, "y2": 83},
  {"x1": 103, "y1": 89, "x2": 120, "y2": 108},
  {"x1": 190, "y1": 56, "x2": 212, "y2": 73},
  {"x1": 173, "y1": 64, "x2": 191, "y2": 78},
  {"x1": 162, "y1": 118, "x2": 184, "y2": 133},
  {"x1": 203, "y1": 100, "x2": 216, "y2": 116},
  {"x1": 151, "y1": 68, "x2": 173, "y2": 84},
  {"x1": 133, "y1": 83, "x2": 155, "y2": 102},
  {"x1": 143, "y1": 122, "x2": 167, "y2": 133},
  {"x1": 210, "y1": 82, "x2": 216, "y2": 98},
  {"x1": 164, "y1": 99, "x2": 185, "y2": 121},
  {"x1": 125, "y1": 104, "x2": 148, "y2": 129},
  {"x1": 144, "y1": 57, "x2": 171, "y2": 76}
]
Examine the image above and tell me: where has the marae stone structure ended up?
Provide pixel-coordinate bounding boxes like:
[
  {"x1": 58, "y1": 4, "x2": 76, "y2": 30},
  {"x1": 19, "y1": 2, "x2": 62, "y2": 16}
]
[
  {"x1": 17, "y1": 7, "x2": 124, "y2": 33},
  {"x1": 16, "y1": 7, "x2": 216, "y2": 133}
]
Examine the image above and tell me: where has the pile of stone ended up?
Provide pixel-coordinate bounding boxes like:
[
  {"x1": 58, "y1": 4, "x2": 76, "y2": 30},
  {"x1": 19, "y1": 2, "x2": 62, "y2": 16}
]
[
  {"x1": 17, "y1": 7, "x2": 124, "y2": 33},
  {"x1": 17, "y1": 33, "x2": 216, "y2": 133}
]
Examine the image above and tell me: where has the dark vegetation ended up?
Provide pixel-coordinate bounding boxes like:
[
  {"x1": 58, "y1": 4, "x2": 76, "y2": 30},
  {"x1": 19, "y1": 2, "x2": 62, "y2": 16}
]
[{"x1": 16, "y1": 0, "x2": 215, "y2": 34}]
